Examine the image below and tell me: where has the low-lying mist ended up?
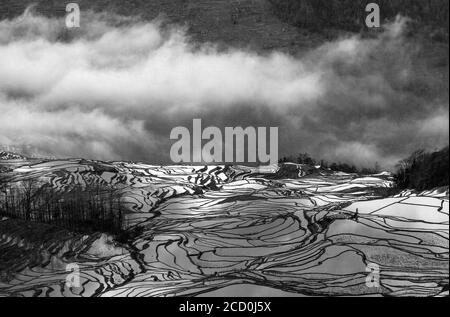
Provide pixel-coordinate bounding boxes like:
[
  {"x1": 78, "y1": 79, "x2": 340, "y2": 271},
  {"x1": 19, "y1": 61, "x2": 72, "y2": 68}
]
[{"x1": 0, "y1": 9, "x2": 448, "y2": 169}]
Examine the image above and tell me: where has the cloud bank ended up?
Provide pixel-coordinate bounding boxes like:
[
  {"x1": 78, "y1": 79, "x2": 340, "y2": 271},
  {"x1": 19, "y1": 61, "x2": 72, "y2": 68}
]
[{"x1": 0, "y1": 10, "x2": 448, "y2": 169}]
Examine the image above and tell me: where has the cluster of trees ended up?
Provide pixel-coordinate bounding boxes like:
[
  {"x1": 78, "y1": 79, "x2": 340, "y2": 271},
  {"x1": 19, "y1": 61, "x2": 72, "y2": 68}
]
[
  {"x1": 394, "y1": 146, "x2": 449, "y2": 191},
  {"x1": 0, "y1": 177, "x2": 125, "y2": 234},
  {"x1": 281, "y1": 146, "x2": 450, "y2": 191},
  {"x1": 279, "y1": 152, "x2": 380, "y2": 174},
  {"x1": 268, "y1": 0, "x2": 449, "y2": 36}
]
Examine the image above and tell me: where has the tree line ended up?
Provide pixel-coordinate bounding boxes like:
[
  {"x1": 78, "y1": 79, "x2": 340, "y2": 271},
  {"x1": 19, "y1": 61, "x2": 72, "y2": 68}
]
[
  {"x1": 279, "y1": 152, "x2": 380, "y2": 175},
  {"x1": 0, "y1": 177, "x2": 125, "y2": 234},
  {"x1": 394, "y1": 146, "x2": 449, "y2": 191},
  {"x1": 280, "y1": 146, "x2": 449, "y2": 191}
]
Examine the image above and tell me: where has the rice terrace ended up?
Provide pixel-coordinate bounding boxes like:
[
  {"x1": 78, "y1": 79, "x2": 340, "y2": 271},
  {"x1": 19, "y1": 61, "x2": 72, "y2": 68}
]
[{"x1": 0, "y1": 0, "x2": 448, "y2": 299}]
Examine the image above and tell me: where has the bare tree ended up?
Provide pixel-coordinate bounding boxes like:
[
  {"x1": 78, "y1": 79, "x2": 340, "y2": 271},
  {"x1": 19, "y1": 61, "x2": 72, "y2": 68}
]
[{"x1": 18, "y1": 178, "x2": 42, "y2": 221}]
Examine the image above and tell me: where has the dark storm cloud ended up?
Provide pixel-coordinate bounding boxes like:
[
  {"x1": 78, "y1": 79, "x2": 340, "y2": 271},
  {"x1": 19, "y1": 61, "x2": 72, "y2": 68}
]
[{"x1": 0, "y1": 10, "x2": 448, "y2": 168}]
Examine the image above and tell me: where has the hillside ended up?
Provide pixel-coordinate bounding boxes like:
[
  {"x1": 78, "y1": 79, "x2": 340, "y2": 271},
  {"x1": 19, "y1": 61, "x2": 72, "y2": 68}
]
[
  {"x1": 395, "y1": 147, "x2": 450, "y2": 191},
  {"x1": 0, "y1": 0, "x2": 325, "y2": 53},
  {"x1": 0, "y1": 158, "x2": 448, "y2": 296},
  {"x1": 1, "y1": 0, "x2": 447, "y2": 53}
]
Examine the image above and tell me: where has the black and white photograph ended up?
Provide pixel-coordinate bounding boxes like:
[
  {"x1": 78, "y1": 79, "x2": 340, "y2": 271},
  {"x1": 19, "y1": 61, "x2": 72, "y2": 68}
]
[{"x1": 0, "y1": 0, "x2": 448, "y2": 301}]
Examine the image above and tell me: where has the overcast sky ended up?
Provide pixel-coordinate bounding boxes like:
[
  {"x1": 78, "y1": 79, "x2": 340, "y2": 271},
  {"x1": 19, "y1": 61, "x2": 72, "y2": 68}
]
[{"x1": 0, "y1": 10, "x2": 448, "y2": 169}]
